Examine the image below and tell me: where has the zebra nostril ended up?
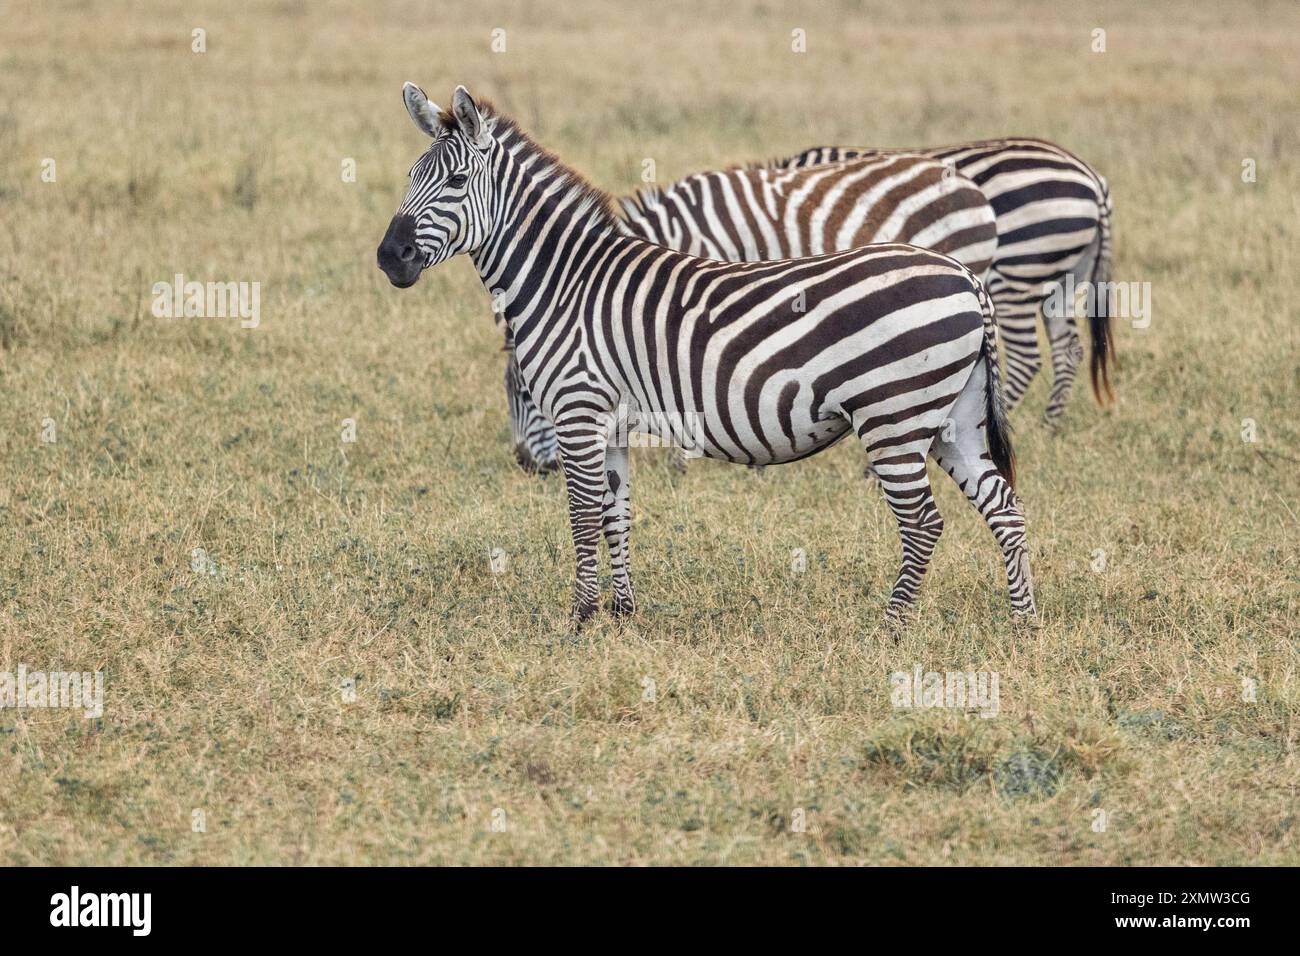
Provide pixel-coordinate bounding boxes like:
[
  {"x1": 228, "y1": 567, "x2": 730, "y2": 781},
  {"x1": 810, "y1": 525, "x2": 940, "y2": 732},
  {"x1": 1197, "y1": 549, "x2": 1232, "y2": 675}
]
[{"x1": 398, "y1": 244, "x2": 417, "y2": 263}]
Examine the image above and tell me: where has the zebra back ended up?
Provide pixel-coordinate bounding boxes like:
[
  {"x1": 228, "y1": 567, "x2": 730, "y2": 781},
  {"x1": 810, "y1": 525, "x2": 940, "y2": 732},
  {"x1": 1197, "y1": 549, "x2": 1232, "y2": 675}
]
[{"x1": 619, "y1": 154, "x2": 997, "y2": 277}]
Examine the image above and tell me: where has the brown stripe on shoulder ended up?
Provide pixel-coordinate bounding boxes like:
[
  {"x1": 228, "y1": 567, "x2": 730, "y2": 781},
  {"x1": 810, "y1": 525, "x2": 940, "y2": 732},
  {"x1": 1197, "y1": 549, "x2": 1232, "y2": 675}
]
[{"x1": 818, "y1": 156, "x2": 920, "y2": 248}]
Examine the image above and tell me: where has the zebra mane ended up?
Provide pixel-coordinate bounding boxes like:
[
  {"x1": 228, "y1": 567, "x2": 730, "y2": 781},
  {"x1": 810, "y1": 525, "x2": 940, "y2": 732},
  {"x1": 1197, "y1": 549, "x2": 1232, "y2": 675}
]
[
  {"x1": 444, "y1": 98, "x2": 621, "y2": 229},
  {"x1": 737, "y1": 147, "x2": 856, "y2": 171},
  {"x1": 738, "y1": 156, "x2": 789, "y2": 171},
  {"x1": 619, "y1": 157, "x2": 782, "y2": 219},
  {"x1": 619, "y1": 184, "x2": 664, "y2": 220}
]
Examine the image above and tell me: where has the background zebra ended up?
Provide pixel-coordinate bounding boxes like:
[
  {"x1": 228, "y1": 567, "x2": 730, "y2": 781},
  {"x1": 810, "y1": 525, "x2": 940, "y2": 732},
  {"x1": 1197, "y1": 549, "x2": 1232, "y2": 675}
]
[
  {"x1": 506, "y1": 153, "x2": 1000, "y2": 473},
  {"x1": 502, "y1": 325, "x2": 560, "y2": 473},
  {"x1": 378, "y1": 84, "x2": 1036, "y2": 623},
  {"x1": 776, "y1": 141, "x2": 1114, "y2": 422}
]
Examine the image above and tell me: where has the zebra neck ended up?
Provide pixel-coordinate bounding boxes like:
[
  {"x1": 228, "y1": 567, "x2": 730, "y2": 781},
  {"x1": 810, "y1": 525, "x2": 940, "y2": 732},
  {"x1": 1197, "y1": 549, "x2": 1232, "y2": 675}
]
[{"x1": 469, "y1": 140, "x2": 626, "y2": 347}]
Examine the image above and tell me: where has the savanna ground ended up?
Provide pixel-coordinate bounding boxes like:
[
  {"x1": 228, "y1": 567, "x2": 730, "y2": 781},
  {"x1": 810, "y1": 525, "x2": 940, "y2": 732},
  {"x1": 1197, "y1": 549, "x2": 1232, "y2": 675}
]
[{"x1": 0, "y1": 0, "x2": 1297, "y2": 866}]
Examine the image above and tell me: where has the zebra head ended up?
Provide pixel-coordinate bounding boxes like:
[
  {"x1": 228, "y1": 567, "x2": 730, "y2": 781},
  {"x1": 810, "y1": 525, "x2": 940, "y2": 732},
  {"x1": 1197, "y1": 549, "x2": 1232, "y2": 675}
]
[
  {"x1": 503, "y1": 343, "x2": 560, "y2": 474},
  {"x1": 377, "y1": 84, "x2": 495, "y2": 288}
]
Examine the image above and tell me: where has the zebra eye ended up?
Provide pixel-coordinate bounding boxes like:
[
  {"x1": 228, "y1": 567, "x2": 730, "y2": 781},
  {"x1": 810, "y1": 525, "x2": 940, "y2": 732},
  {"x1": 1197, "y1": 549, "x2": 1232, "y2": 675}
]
[{"x1": 447, "y1": 173, "x2": 467, "y2": 188}]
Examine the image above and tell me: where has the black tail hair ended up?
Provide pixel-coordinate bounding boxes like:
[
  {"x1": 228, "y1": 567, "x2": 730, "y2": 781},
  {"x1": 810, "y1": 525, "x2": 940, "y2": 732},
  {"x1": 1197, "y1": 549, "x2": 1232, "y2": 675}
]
[
  {"x1": 1088, "y1": 180, "x2": 1115, "y2": 404},
  {"x1": 976, "y1": 282, "x2": 1016, "y2": 490}
]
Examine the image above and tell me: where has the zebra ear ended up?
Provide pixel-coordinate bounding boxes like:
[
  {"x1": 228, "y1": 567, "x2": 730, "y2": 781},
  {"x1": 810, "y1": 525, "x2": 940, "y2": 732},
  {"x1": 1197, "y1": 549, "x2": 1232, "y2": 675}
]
[
  {"x1": 452, "y1": 85, "x2": 492, "y2": 148},
  {"x1": 402, "y1": 82, "x2": 443, "y2": 138}
]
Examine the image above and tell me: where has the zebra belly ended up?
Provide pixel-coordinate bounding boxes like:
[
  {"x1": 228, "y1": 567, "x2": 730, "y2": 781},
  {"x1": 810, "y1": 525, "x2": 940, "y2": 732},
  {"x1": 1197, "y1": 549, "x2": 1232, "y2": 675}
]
[
  {"x1": 605, "y1": 390, "x2": 849, "y2": 464},
  {"x1": 641, "y1": 329, "x2": 982, "y2": 467},
  {"x1": 738, "y1": 415, "x2": 851, "y2": 465},
  {"x1": 691, "y1": 414, "x2": 851, "y2": 465}
]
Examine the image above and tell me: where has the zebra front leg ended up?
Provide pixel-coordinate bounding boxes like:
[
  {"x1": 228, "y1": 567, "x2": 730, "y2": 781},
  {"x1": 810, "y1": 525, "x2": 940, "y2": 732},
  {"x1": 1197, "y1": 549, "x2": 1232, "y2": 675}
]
[
  {"x1": 601, "y1": 443, "x2": 635, "y2": 616},
  {"x1": 557, "y1": 425, "x2": 608, "y2": 623},
  {"x1": 868, "y1": 450, "x2": 944, "y2": 625}
]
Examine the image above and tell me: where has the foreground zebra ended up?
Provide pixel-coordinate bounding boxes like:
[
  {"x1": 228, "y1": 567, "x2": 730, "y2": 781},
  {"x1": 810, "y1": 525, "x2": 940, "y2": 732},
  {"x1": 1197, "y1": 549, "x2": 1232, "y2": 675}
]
[
  {"x1": 507, "y1": 153, "x2": 1000, "y2": 473},
  {"x1": 377, "y1": 84, "x2": 1037, "y2": 623},
  {"x1": 776, "y1": 143, "x2": 1114, "y2": 422}
]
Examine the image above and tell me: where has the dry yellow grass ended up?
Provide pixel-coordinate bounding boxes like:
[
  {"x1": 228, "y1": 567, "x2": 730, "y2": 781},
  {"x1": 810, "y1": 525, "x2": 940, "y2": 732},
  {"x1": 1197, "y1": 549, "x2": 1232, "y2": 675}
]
[{"x1": 0, "y1": 0, "x2": 1296, "y2": 865}]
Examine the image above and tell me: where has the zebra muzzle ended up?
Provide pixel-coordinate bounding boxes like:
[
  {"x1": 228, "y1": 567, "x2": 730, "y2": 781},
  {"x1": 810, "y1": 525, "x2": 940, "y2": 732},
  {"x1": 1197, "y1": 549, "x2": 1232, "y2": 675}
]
[{"x1": 377, "y1": 214, "x2": 422, "y2": 287}]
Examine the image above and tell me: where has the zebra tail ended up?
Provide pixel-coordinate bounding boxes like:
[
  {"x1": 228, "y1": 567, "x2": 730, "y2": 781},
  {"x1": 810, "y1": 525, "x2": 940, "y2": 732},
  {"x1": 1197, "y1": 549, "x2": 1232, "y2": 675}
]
[
  {"x1": 977, "y1": 280, "x2": 1016, "y2": 491},
  {"x1": 1088, "y1": 180, "x2": 1116, "y2": 404}
]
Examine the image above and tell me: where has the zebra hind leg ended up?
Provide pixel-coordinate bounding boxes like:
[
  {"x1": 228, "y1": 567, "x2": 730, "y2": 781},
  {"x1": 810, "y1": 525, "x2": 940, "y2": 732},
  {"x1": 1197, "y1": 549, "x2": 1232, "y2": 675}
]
[
  {"x1": 1040, "y1": 246, "x2": 1097, "y2": 427},
  {"x1": 930, "y1": 361, "x2": 1037, "y2": 618},
  {"x1": 865, "y1": 448, "x2": 945, "y2": 625},
  {"x1": 1041, "y1": 309, "x2": 1084, "y2": 427},
  {"x1": 990, "y1": 297, "x2": 1043, "y2": 413},
  {"x1": 601, "y1": 444, "x2": 635, "y2": 616}
]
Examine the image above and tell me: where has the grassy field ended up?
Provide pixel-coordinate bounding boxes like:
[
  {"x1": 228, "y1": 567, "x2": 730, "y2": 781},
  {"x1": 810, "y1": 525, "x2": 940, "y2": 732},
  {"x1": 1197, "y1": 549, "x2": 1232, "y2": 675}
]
[{"x1": 0, "y1": 0, "x2": 1296, "y2": 865}]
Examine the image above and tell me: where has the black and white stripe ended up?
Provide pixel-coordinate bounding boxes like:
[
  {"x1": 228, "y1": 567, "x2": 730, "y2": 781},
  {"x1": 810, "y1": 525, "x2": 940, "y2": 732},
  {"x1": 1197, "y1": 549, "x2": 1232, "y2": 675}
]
[
  {"x1": 777, "y1": 141, "x2": 1115, "y2": 421},
  {"x1": 378, "y1": 85, "x2": 1037, "y2": 623},
  {"x1": 502, "y1": 325, "x2": 559, "y2": 473},
  {"x1": 507, "y1": 153, "x2": 999, "y2": 472},
  {"x1": 622, "y1": 154, "x2": 997, "y2": 270}
]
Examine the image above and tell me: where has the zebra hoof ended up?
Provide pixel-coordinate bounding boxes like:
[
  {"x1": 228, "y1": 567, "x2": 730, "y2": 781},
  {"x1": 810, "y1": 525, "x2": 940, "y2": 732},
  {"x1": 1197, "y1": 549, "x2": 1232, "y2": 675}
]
[
  {"x1": 1011, "y1": 609, "x2": 1041, "y2": 631},
  {"x1": 572, "y1": 601, "x2": 598, "y2": 625},
  {"x1": 515, "y1": 448, "x2": 560, "y2": 476},
  {"x1": 883, "y1": 603, "x2": 913, "y2": 631},
  {"x1": 610, "y1": 597, "x2": 636, "y2": 618}
]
